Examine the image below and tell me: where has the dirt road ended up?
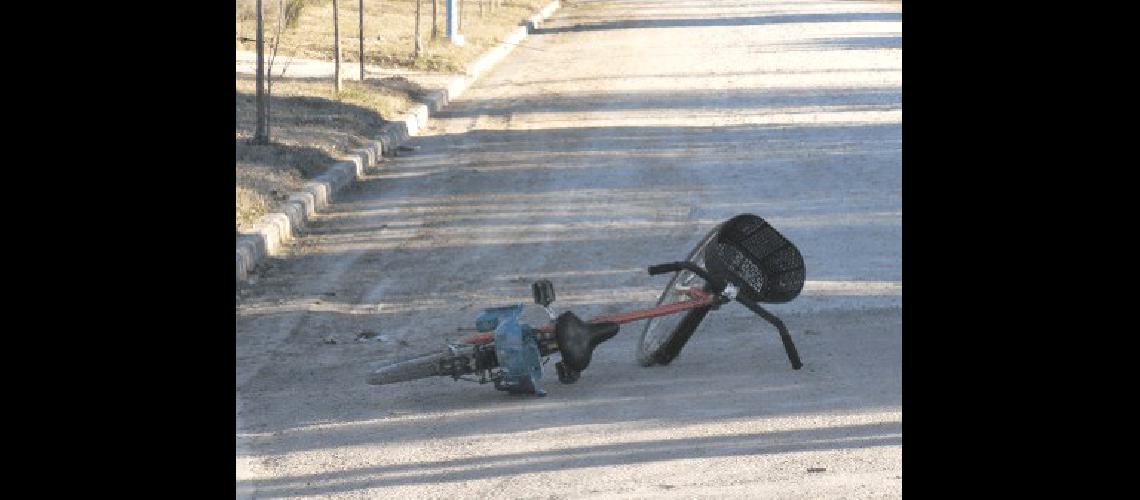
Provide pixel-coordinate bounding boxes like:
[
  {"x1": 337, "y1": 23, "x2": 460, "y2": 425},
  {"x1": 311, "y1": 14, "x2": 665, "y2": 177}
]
[{"x1": 236, "y1": 0, "x2": 902, "y2": 497}]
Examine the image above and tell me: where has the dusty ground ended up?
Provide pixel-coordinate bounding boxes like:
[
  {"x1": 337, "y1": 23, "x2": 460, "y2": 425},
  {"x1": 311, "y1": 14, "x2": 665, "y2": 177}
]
[{"x1": 237, "y1": 0, "x2": 901, "y2": 497}]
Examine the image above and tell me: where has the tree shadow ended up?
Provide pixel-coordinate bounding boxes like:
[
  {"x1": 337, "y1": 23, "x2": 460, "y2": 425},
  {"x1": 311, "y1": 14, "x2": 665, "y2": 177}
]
[
  {"x1": 236, "y1": 73, "x2": 431, "y2": 102},
  {"x1": 236, "y1": 121, "x2": 903, "y2": 466},
  {"x1": 242, "y1": 420, "x2": 901, "y2": 496},
  {"x1": 235, "y1": 141, "x2": 341, "y2": 179},
  {"x1": 236, "y1": 89, "x2": 390, "y2": 137},
  {"x1": 533, "y1": 12, "x2": 902, "y2": 35},
  {"x1": 488, "y1": 67, "x2": 902, "y2": 90},
  {"x1": 235, "y1": 89, "x2": 391, "y2": 180},
  {"x1": 429, "y1": 86, "x2": 900, "y2": 120},
  {"x1": 788, "y1": 35, "x2": 902, "y2": 51}
]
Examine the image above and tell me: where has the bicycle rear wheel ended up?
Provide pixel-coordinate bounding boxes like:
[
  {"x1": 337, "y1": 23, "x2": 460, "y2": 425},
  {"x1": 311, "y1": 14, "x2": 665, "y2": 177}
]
[
  {"x1": 367, "y1": 351, "x2": 450, "y2": 386},
  {"x1": 637, "y1": 225, "x2": 720, "y2": 366}
]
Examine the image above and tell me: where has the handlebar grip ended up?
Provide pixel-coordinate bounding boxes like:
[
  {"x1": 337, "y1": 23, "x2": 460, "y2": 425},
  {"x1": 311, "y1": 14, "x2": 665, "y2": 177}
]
[
  {"x1": 649, "y1": 261, "x2": 726, "y2": 294},
  {"x1": 648, "y1": 262, "x2": 685, "y2": 275}
]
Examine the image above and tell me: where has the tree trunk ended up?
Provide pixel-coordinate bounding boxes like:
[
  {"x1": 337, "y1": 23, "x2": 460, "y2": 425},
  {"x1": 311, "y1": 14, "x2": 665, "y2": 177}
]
[
  {"x1": 266, "y1": 71, "x2": 272, "y2": 141},
  {"x1": 359, "y1": 0, "x2": 365, "y2": 81},
  {"x1": 414, "y1": 0, "x2": 423, "y2": 58},
  {"x1": 254, "y1": 0, "x2": 268, "y2": 144},
  {"x1": 334, "y1": 0, "x2": 342, "y2": 93},
  {"x1": 432, "y1": 0, "x2": 439, "y2": 40}
]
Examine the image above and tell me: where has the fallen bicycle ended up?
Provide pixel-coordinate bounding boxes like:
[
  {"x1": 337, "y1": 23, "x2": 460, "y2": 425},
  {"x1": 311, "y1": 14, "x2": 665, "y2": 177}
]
[{"x1": 367, "y1": 213, "x2": 806, "y2": 396}]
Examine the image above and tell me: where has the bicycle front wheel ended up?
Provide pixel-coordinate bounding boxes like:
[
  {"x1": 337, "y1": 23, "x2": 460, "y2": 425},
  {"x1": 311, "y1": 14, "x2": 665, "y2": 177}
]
[
  {"x1": 637, "y1": 225, "x2": 720, "y2": 366},
  {"x1": 367, "y1": 351, "x2": 450, "y2": 386}
]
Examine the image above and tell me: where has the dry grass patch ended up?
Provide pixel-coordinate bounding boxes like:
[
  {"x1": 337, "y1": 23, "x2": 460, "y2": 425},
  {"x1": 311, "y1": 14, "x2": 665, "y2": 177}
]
[
  {"x1": 235, "y1": 0, "x2": 556, "y2": 231},
  {"x1": 235, "y1": 75, "x2": 422, "y2": 230},
  {"x1": 236, "y1": 0, "x2": 551, "y2": 73}
]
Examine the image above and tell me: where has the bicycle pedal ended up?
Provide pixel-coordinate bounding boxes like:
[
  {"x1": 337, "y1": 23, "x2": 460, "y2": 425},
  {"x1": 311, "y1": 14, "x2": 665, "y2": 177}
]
[{"x1": 532, "y1": 279, "x2": 555, "y2": 307}]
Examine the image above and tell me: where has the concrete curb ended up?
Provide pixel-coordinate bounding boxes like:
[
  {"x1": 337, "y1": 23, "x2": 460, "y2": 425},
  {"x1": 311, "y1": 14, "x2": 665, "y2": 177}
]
[{"x1": 237, "y1": 0, "x2": 562, "y2": 284}]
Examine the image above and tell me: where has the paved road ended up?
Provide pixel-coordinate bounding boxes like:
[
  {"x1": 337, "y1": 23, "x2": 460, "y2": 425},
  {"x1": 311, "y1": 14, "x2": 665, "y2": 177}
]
[{"x1": 236, "y1": 0, "x2": 902, "y2": 497}]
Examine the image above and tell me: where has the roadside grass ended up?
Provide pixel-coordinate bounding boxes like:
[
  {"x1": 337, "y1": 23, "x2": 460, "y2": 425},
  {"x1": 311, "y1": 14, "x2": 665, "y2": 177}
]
[{"x1": 235, "y1": 0, "x2": 553, "y2": 231}]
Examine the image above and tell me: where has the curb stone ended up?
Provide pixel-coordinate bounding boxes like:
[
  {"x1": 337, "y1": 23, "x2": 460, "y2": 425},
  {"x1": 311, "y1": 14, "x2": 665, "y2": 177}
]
[{"x1": 237, "y1": 0, "x2": 562, "y2": 284}]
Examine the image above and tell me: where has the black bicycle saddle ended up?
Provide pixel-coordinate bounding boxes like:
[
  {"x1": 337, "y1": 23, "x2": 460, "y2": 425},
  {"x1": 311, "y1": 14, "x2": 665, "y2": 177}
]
[{"x1": 554, "y1": 311, "x2": 620, "y2": 372}]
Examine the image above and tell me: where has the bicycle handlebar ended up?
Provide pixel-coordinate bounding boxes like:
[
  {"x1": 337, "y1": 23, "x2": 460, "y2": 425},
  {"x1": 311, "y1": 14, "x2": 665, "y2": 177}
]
[
  {"x1": 647, "y1": 261, "x2": 724, "y2": 291},
  {"x1": 647, "y1": 261, "x2": 690, "y2": 276}
]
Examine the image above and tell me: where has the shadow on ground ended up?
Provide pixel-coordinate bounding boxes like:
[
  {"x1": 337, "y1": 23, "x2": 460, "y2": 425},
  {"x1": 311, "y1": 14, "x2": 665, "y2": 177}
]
[
  {"x1": 235, "y1": 116, "x2": 902, "y2": 468},
  {"x1": 533, "y1": 12, "x2": 902, "y2": 34},
  {"x1": 246, "y1": 419, "x2": 900, "y2": 496},
  {"x1": 429, "y1": 86, "x2": 900, "y2": 119},
  {"x1": 236, "y1": 74, "x2": 431, "y2": 101},
  {"x1": 235, "y1": 90, "x2": 390, "y2": 184}
]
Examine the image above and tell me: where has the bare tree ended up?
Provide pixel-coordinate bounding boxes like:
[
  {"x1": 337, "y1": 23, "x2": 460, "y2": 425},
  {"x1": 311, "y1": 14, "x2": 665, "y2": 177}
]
[
  {"x1": 250, "y1": 0, "x2": 299, "y2": 145},
  {"x1": 334, "y1": 0, "x2": 342, "y2": 93},
  {"x1": 432, "y1": 0, "x2": 439, "y2": 40},
  {"x1": 253, "y1": 0, "x2": 268, "y2": 144},
  {"x1": 415, "y1": 0, "x2": 423, "y2": 59},
  {"x1": 359, "y1": 0, "x2": 365, "y2": 81},
  {"x1": 264, "y1": 0, "x2": 297, "y2": 142}
]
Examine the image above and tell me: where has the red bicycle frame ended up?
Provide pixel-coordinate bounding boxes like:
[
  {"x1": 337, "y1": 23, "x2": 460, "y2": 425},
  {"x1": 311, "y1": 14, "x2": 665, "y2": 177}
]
[{"x1": 457, "y1": 287, "x2": 718, "y2": 344}]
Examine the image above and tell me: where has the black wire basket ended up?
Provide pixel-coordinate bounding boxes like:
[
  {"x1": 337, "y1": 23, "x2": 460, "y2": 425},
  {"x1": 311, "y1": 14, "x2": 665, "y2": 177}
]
[{"x1": 704, "y1": 213, "x2": 806, "y2": 304}]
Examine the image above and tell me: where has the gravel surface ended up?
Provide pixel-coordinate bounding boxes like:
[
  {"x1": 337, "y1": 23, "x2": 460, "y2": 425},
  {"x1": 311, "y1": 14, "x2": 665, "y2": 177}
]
[{"x1": 237, "y1": 0, "x2": 901, "y2": 497}]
